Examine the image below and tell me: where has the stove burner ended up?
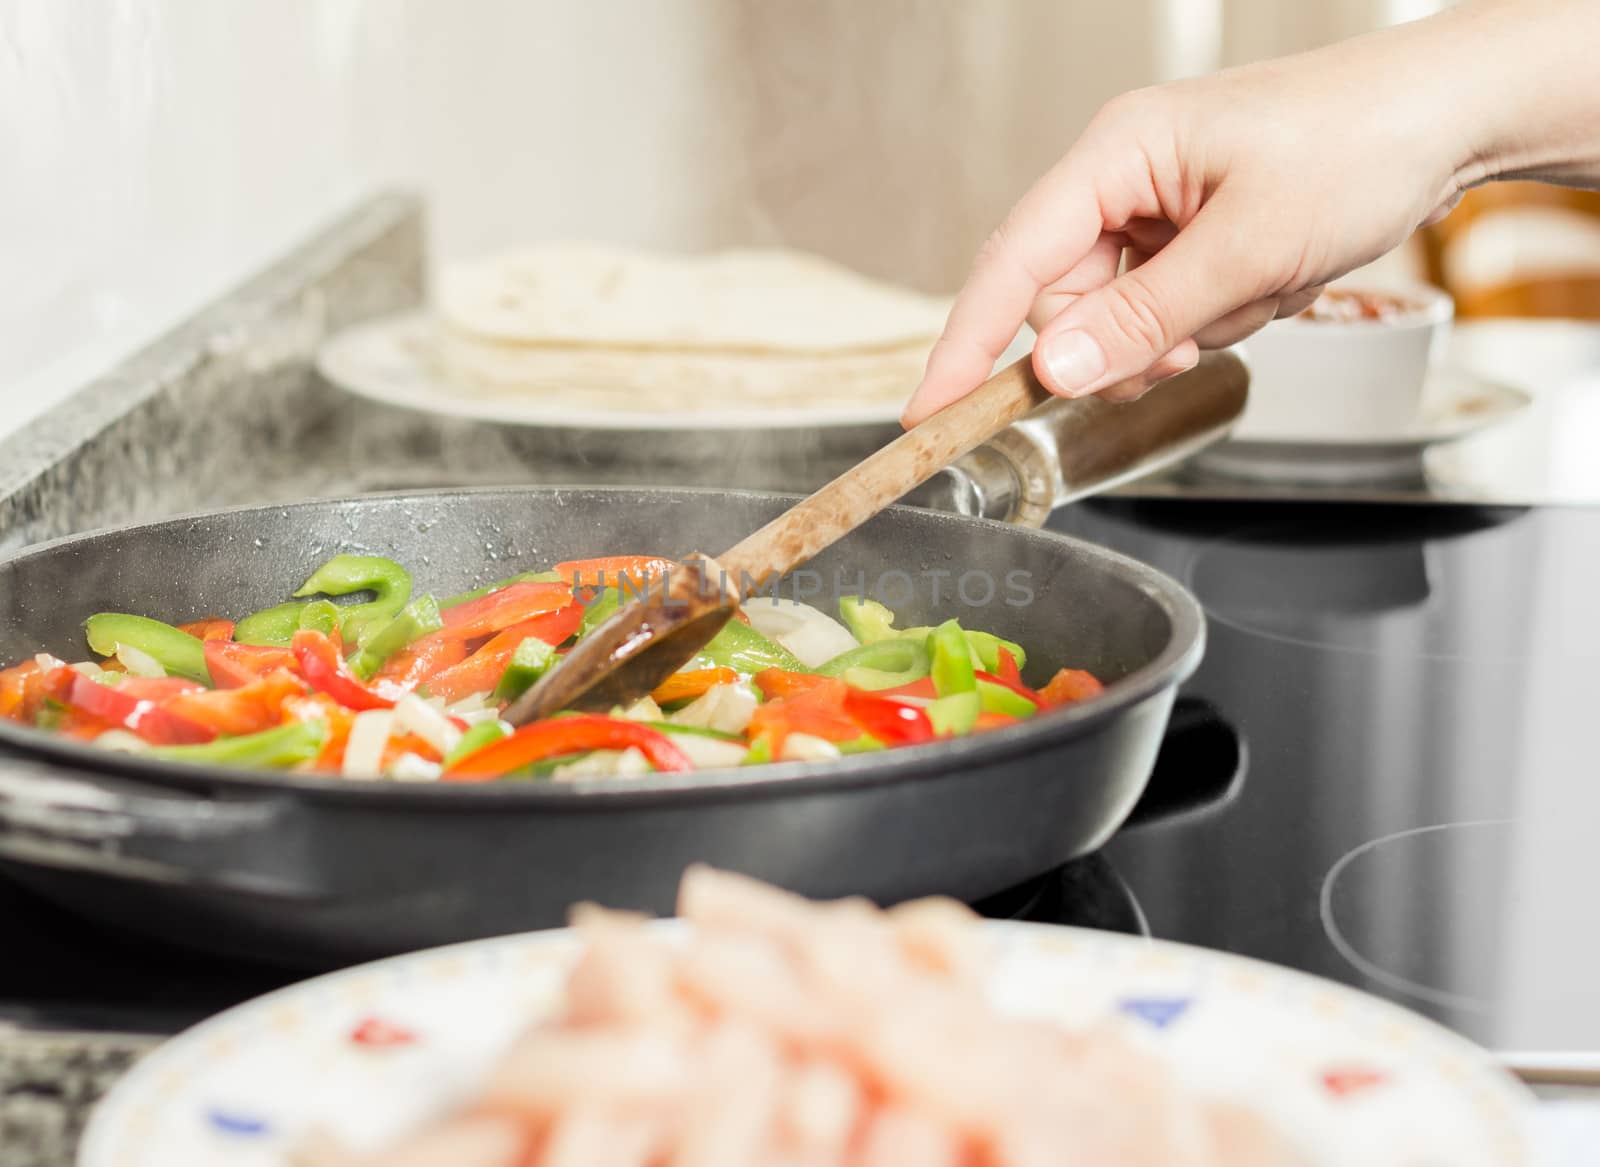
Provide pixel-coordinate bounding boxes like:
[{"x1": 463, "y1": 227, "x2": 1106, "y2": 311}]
[
  {"x1": 1187, "y1": 511, "x2": 1597, "y2": 662},
  {"x1": 973, "y1": 853, "x2": 1147, "y2": 936},
  {"x1": 1320, "y1": 820, "x2": 1509, "y2": 1013}
]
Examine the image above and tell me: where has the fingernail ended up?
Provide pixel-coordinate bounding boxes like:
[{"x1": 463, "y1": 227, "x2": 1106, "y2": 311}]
[{"x1": 1038, "y1": 331, "x2": 1106, "y2": 396}]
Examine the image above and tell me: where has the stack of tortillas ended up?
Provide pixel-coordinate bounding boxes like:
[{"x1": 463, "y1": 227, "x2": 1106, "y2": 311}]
[{"x1": 429, "y1": 244, "x2": 951, "y2": 416}]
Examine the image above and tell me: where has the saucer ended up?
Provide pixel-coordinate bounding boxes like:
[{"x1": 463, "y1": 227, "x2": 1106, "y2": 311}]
[{"x1": 1192, "y1": 367, "x2": 1532, "y2": 485}]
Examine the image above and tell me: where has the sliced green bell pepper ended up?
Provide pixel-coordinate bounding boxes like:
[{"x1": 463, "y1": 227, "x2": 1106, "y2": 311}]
[
  {"x1": 83, "y1": 614, "x2": 209, "y2": 684},
  {"x1": 741, "y1": 732, "x2": 777, "y2": 766},
  {"x1": 492, "y1": 636, "x2": 558, "y2": 703},
  {"x1": 444, "y1": 720, "x2": 511, "y2": 767},
  {"x1": 816, "y1": 638, "x2": 930, "y2": 685},
  {"x1": 688, "y1": 620, "x2": 810, "y2": 676},
  {"x1": 929, "y1": 620, "x2": 978, "y2": 697},
  {"x1": 838, "y1": 597, "x2": 1025, "y2": 672},
  {"x1": 578, "y1": 587, "x2": 623, "y2": 636},
  {"x1": 441, "y1": 570, "x2": 563, "y2": 611},
  {"x1": 297, "y1": 600, "x2": 341, "y2": 637},
  {"x1": 927, "y1": 691, "x2": 981, "y2": 736},
  {"x1": 234, "y1": 601, "x2": 312, "y2": 647},
  {"x1": 293, "y1": 555, "x2": 413, "y2": 646},
  {"x1": 839, "y1": 596, "x2": 900, "y2": 643},
  {"x1": 649, "y1": 721, "x2": 744, "y2": 743},
  {"x1": 150, "y1": 721, "x2": 326, "y2": 768},
  {"x1": 348, "y1": 595, "x2": 443, "y2": 680},
  {"x1": 978, "y1": 677, "x2": 1039, "y2": 719}
]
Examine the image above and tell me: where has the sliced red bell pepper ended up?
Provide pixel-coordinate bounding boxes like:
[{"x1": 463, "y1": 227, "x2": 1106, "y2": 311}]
[
  {"x1": 974, "y1": 670, "x2": 1041, "y2": 706},
  {"x1": 870, "y1": 675, "x2": 937, "y2": 700},
  {"x1": 178, "y1": 617, "x2": 237, "y2": 642},
  {"x1": 292, "y1": 630, "x2": 395, "y2": 712},
  {"x1": 163, "y1": 669, "x2": 307, "y2": 738},
  {"x1": 974, "y1": 711, "x2": 1022, "y2": 731},
  {"x1": 439, "y1": 582, "x2": 573, "y2": 641},
  {"x1": 995, "y1": 647, "x2": 1024, "y2": 686},
  {"x1": 552, "y1": 556, "x2": 676, "y2": 591},
  {"x1": 752, "y1": 669, "x2": 834, "y2": 702},
  {"x1": 284, "y1": 694, "x2": 356, "y2": 771},
  {"x1": 442, "y1": 714, "x2": 691, "y2": 782},
  {"x1": 748, "y1": 679, "x2": 865, "y2": 754},
  {"x1": 423, "y1": 603, "x2": 586, "y2": 705},
  {"x1": 204, "y1": 641, "x2": 298, "y2": 689},
  {"x1": 1038, "y1": 668, "x2": 1105, "y2": 707},
  {"x1": 375, "y1": 633, "x2": 469, "y2": 691},
  {"x1": 842, "y1": 688, "x2": 935, "y2": 746},
  {"x1": 65, "y1": 673, "x2": 216, "y2": 745},
  {"x1": 652, "y1": 667, "x2": 739, "y2": 706},
  {"x1": 0, "y1": 661, "x2": 74, "y2": 723}
]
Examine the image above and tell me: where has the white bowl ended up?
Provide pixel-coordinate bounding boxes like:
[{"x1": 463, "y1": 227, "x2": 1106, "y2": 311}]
[{"x1": 1232, "y1": 285, "x2": 1455, "y2": 441}]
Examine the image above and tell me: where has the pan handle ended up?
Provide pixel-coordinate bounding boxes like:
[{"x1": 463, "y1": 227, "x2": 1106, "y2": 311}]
[
  {"x1": 913, "y1": 349, "x2": 1249, "y2": 527},
  {"x1": 1122, "y1": 696, "x2": 1248, "y2": 830},
  {"x1": 0, "y1": 752, "x2": 326, "y2": 901}
]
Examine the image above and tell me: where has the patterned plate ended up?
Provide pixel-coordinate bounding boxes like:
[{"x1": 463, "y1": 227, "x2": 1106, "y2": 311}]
[{"x1": 79, "y1": 923, "x2": 1533, "y2": 1166}]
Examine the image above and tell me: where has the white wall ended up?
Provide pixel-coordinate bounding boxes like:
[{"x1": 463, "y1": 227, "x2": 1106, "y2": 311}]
[{"x1": 1, "y1": 0, "x2": 1424, "y2": 438}]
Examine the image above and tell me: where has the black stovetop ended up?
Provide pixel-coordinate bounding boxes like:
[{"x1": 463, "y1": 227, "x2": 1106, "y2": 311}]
[{"x1": 2, "y1": 500, "x2": 1596, "y2": 1059}]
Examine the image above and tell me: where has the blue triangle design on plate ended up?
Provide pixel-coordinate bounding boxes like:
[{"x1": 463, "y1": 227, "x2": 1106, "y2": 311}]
[
  {"x1": 1117, "y1": 997, "x2": 1193, "y2": 1030},
  {"x1": 206, "y1": 1108, "x2": 271, "y2": 1137}
]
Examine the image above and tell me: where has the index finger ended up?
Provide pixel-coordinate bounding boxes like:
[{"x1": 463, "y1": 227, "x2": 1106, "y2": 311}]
[{"x1": 901, "y1": 152, "x2": 1110, "y2": 427}]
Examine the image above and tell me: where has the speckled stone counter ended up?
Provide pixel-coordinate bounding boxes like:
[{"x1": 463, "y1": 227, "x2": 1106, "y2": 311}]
[{"x1": 0, "y1": 1029, "x2": 152, "y2": 1167}]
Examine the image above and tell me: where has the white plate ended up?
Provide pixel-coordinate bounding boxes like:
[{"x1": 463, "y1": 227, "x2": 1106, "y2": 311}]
[
  {"x1": 80, "y1": 922, "x2": 1533, "y2": 1166},
  {"x1": 316, "y1": 311, "x2": 910, "y2": 431},
  {"x1": 1194, "y1": 367, "x2": 1533, "y2": 485}
]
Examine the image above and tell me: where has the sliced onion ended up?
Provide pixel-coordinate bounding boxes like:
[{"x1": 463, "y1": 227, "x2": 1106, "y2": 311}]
[
  {"x1": 550, "y1": 747, "x2": 652, "y2": 783},
  {"x1": 743, "y1": 597, "x2": 860, "y2": 668},
  {"x1": 621, "y1": 696, "x2": 663, "y2": 722},
  {"x1": 388, "y1": 752, "x2": 443, "y2": 783},
  {"x1": 667, "y1": 734, "x2": 747, "y2": 770},
  {"x1": 34, "y1": 653, "x2": 67, "y2": 672},
  {"x1": 780, "y1": 733, "x2": 842, "y2": 763},
  {"x1": 394, "y1": 694, "x2": 464, "y2": 757},
  {"x1": 344, "y1": 710, "x2": 395, "y2": 779},
  {"x1": 114, "y1": 643, "x2": 166, "y2": 678},
  {"x1": 93, "y1": 729, "x2": 150, "y2": 754},
  {"x1": 68, "y1": 661, "x2": 105, "y2": 680},
  {"x1": 670, "y1": 684, "x2": 758, "y2": 736}
]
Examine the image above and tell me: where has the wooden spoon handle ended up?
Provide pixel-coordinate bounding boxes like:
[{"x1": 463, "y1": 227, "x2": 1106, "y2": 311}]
[{"x1": 717, "y1": 356, "x2": 1051, "y2": 588}]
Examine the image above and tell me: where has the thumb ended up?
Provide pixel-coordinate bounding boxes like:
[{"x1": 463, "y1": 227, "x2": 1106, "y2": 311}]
[{"x1": 1031, "y1": 200, "x2": 1261, "y2": 397}]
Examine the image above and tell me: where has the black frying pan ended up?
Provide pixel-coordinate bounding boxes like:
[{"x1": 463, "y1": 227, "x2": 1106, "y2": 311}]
[{"x1": 0, "y1": 488, "x2": 1215, "y2": 966}]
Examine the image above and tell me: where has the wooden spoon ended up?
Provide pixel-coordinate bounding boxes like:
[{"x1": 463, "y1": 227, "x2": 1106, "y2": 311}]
[{"x1": 503, "y1": 353, "x2": 1239, "y2": 724}]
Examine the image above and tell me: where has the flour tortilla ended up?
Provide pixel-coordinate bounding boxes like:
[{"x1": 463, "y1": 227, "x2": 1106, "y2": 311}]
[
  {"x1": 436, "y1": 243, "x2": 952, "y2": 356},
  {"x1": 427, "y1": 322, "x2": 931, "y2": 413}
]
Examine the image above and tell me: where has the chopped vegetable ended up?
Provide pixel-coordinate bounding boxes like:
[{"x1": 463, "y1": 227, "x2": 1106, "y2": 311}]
[
  {"x1": 348, "y1": 596, "x2": 444, "y2": 680},
  {"x1": 1038, "y1": 667, "x2": 1106, "y2": 707},
  {"x1": 149, "y1": 720, "x2": 326, "y2": 768},
  {"x1": 552, "y1": 555, "x2": 675, "y2": 591},
  {"x1": 687, "y1": 619, "x2": 810, "y2": 676},
  {"x1": 2, "y1": 551, "x2": 1098, "y2": 784},
  {"x1": 491, "y1": 637, "x2": 559, "y2": 703},
  {"x1": 294, "y1": 554, "x2": 413, "y2": 645},
  {"x1": 444, "y1": 719, "x2": 511, "y2": 767},
  {"x1": 83, "y1": 614, "x2": 209, "y2": 684},
  {"x1": 176, "y1": 617, "x2": 235, "y2": 642},
  {"x1": 650, "y1": 667, "x2": 739, "y2": 706},
  {"x1": 815, "y1": 638, "x2": 930, "y2": 689},
  {"x1": 440, "y1": 581, "x2": 573, "y2": 640},
  {"x1": 204, "y1": 641, "x2": 298, "y2": 689},
  {"x1": 292, "y1": 630, "x2": 395, "y2": 712},
  {"x1": 234, "y1": 601, "x2": 315, "y2": 647},
  {"x1": 440, "y1": 570, "x2": 562, "y2": 610},
  {"x1": 838, "y1": 595, "x2": 899, "y2": 643},
  {"x1": 442, "y1": 714, "x2": 692, "y2": 782}
]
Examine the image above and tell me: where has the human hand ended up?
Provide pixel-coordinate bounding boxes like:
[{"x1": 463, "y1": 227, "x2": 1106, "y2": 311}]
[{"x1": 901, "y1": 11, "x2": 1499, "y2": 426}]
